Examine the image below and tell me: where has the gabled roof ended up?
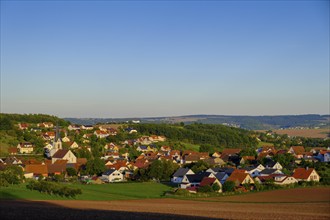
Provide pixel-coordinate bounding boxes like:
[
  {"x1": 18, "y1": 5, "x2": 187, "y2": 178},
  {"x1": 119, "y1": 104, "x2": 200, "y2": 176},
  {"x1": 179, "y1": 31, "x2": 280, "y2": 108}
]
[
  {"x1": 200, "y1": 177, "x2": 217, "y2": 187},
  {"x1": 47, "y1": 163, "x2": 66, "y2": 173},
  {"x1": 226, "y1": 171, "x2": 250, "y2": 183},
  {"x1": 173, "y1": 168, "x2": 193, "y2": 177},
  {"x1": 264, "y1": 159, "x2": 277, "y2": 167},
  {"x1": 260, "y1": 168, "x2": 278, "y2": 175},
  {"x1": 215, "y1": 172, "x2": 227, "y2": 181},
  {"x1": 103, "y1": 169, "x2": 117, "y2": 176},
  {"x1": 185, "y1": 172, "x2": 212, "y2": 183},
  {"x1": 290, "y1": 146, "x2": 305, "y2": 155},
  {"x1": 184, "y1": 154, "x2": 200, "y2": 162},
  {"x1": 221, "y1": 148, "x2": 241, "y2": 156},
  {"x1": 25, "y1": 164, "x2": 48, "y2": 175},
  {"x1": 52, "y1": 149, "x2": 69, "y2": 158},
  {"x1": 292, "y1": 168, "x2": 316, "y2": 180},
  {"x1": 244, "y1": 165, "x2": 261, "y2": 172}
]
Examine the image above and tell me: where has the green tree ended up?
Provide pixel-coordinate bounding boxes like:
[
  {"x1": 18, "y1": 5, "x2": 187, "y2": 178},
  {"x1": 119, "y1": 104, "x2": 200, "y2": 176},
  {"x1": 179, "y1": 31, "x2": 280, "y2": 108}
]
[
  {"x1": 198, "y1": 185, "x2": 213, "y2": 193},
  {"x1": 190, "y1": 160, "x2": 210, "y2": 173},
  {"x1": 86, "y1": 158, "x2": 106, "y2": 176},
  {"x1": 212, "y1": 182, "x2": 221, "y2": 192},
  {"x1": 0, "y1": 165, "x2": 24, "y2": 184},
  {"x1": 222, "y1": 181, "x2": 235, "y2": 192},
  {"x1": 148, "y1": 160, "x2": 163, "y2": 181},
  {"x1": 66, "y1": 167, "x2": 77, "y2": 177}
]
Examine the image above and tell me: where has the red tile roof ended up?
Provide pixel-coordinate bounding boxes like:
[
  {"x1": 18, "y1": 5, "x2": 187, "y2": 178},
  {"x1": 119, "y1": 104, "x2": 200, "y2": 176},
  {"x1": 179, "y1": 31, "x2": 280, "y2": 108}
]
[
  {"x1": 199, "y1": 177, "x2": 217, "y2": 187},
  {"x1": 291, "y1": 146, "x2": 305, "y2": 155},
  {"x1": 226, "y1": 170, "x2": 250, "y2": 184},
  {"x1": 292, "y1": 168, "x2": 315, "y2": 180},
  {"x1": 25, "y1": 164, "x2": 48, "y2": 175}
]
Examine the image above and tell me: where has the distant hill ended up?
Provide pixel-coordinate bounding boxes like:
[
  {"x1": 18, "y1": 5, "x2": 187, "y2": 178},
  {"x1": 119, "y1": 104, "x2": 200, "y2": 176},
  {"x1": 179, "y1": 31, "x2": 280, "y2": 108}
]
[{"x1": 64, "y1": 114, "x2": 330, "y2": 130}]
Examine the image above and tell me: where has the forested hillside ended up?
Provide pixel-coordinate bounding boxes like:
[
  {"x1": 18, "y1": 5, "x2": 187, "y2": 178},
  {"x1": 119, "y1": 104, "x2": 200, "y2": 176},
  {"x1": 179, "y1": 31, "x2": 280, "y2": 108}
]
[
  {"x1": 0, "y1": 114, "x2": 70, "y2": 155},
  {"x1": 131, "y1": 123, "x2": 258, "y2": 148},
  {"x1": 0, "y1": 113, "x2": 69, "y2": 130}
]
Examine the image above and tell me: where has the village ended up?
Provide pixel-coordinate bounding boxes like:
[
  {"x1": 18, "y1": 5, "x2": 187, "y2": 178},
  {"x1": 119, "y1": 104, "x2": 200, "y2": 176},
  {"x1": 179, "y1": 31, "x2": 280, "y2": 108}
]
[{"x1": 1, "y1": 120, "x2": 329, "y2": 195}]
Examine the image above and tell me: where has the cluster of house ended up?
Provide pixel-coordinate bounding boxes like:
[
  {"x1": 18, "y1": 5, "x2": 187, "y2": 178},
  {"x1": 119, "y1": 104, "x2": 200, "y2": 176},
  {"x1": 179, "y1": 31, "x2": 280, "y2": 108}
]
[
  {"x1": 171, "y1": 164, "x2": 320, "y2": 193},
  {"x1": 3, "y1": 122, "x2": 328, "y2": 188}
]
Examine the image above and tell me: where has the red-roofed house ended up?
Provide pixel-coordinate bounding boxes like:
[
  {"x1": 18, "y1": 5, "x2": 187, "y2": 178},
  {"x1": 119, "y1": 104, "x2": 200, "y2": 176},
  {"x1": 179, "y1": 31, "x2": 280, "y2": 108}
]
[
  {"x1": 25, "y1": 164, "x2": 48, "y2": 177},
  {"x1": 199, "y1": 177, "x2": 222, "y2": 192},
  {"x1": 288, "y1": 146, "x2": 306, "y2": 158},
  {"x1": 226, "y1": 170, "x2": 254, "y2": 186},
  {"x1": 292, "y1": 168, "x2": 320, "y2": 182},
  {"x1": 94, "y1": 130, "x2": 109, "y2": 138},
  {"x1": 18, "y1": 123, "x2": 29, "y2": 130}
]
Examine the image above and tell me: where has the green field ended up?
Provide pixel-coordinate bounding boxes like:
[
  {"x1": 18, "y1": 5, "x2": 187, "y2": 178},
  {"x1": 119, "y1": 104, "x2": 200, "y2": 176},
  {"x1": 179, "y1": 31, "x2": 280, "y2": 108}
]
[
  {"x1": 0, "y1": 182, "x2": 172, "y2": 201},
  {"x1": 180, "y1": 142, "x2": 200, "y2": 151},
  {"x1": 257, "y1": 141, "x2": 274, "y2": 147}
]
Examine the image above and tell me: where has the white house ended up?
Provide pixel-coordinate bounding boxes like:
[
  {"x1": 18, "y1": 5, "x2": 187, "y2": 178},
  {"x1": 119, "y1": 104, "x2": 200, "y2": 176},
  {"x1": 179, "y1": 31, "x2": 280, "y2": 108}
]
[
  {"x1": 171, "y1": 168, "x2": 195, "y2": 184},
  {"x1": 102, "y1": 169, "x2": 124, "y2": 183}
]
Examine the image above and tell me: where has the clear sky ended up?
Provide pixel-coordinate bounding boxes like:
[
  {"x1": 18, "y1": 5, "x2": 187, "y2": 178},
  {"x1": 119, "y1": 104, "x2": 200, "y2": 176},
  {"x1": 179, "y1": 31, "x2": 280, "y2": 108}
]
[{"x1": 1, "y1": 0, "x2": 329, "y2": 118}]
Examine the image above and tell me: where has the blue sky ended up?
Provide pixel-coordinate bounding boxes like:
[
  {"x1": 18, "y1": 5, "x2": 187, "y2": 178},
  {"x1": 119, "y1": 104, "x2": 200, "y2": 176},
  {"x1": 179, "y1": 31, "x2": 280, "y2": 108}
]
[{"x1": 1, "y1": 0, "x2": 329, "y2": 118}]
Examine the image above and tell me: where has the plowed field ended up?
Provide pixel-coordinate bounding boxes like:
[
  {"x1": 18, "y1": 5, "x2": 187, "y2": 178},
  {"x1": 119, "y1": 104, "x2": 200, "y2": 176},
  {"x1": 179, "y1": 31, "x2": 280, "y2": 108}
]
[{"x1": 1, "y1": 187, "x2": 329, "y2": 220}]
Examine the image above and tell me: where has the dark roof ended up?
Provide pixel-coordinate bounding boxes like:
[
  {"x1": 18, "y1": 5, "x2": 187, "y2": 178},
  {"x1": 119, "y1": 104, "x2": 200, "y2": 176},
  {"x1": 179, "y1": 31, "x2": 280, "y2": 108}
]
[
  {"x1": 103, "y1": 169, "x2": 117, "y2": 176},
  {"x1": 244, "y1": 165, "x2": 262, "y2": 171},
  {"x1": 215, "y1": 172, "x2": 227, "y2": 181},
  {"x1": 52, "y1": 149, "x2": 69, "y2": 158},
  {"x1": 208, "y1": 167, "x2": 234, "y2": 175},
  {"x1": 264, "y1": 160, "x2": 277, "y2": 168},
  {"x1": 185, "y1": 172, "x2": 212, "y2": 183},
  {"x1": 173, "y1": 168, "x2": 192, "y2": 177},
  {"x1": 260, "y1": 168, "x2": 278, "y2": 175},
  {"x1": 209, "y1": 167, "x2": 224, "y2": 173}
]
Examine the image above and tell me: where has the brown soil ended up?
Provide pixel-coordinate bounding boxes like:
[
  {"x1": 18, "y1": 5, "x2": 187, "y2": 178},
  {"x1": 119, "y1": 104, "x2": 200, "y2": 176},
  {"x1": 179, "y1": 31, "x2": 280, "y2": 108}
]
[
  {"x1": 1, "y1": 187, "x2": 329, "y2": 220},
  {"x1": 258, "y1": 128, "x2": 330, "y2": 139},
  {"x1": 202, "y1": 187, "x2": 330, "y2": 203}
]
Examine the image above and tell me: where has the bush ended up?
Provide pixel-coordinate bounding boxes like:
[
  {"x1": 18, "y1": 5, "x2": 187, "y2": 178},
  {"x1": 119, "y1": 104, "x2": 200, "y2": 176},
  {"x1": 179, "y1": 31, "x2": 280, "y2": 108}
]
[
  {"x1": 26, "y1": 180, "x2": 82, "y2": 198},
  {"x1": 174, "y1": 188, "x2": 190, "y2": 196},
  {"x1": 222, "y1": 181, "x2": 235, "y2": 192},
  {"x1": 212, "y1": 183, "x2": 221, "y2": 192},
  {"x1": 198, "y1": 185, "x2": 213, "y2": 193}
]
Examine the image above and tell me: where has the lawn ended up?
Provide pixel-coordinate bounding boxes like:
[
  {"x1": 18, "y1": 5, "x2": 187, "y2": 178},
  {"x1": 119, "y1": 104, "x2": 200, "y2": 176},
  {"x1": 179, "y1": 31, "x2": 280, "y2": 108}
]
[{"x1": 0, "y1": 182, "x2": 172, "y2": 201}]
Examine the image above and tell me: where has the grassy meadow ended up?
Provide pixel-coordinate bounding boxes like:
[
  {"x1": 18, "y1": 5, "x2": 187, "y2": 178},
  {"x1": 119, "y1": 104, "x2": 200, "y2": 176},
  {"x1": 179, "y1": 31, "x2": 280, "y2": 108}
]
[{"x1": 0, "y1": 182, "x2": 172, "y2": 201}]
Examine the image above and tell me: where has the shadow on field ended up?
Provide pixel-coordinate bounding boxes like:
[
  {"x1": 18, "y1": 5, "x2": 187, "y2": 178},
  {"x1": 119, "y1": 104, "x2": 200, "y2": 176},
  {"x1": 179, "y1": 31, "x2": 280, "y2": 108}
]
[{"x1": 0, "y1": 198, "x2": 223, "y2": 220}]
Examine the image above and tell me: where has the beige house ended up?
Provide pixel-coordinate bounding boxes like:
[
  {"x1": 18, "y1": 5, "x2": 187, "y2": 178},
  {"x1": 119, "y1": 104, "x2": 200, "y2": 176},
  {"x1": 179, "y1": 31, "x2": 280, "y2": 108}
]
[
  {"x1": 292, "y1": 168, "x2": 320, "y2": 182},
  {"x1": 52, "y1": 149, "x2": 77, "y2": 164},
  {"x1": 62, "y1": 136, "x2": 71, "y2": 142},
  {"x1": 226, "y1": 170, "x2": 255, "y2": 186},
  {"x1": 17, "y1": 143, "x2": 34, "y2": 154}
]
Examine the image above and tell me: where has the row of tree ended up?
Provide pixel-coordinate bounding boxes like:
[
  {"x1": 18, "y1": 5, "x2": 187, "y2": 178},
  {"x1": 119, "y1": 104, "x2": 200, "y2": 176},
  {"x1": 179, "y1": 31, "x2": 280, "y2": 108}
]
[{"x1": 26, "y1": 180, "x2": 82, "y2": 198}]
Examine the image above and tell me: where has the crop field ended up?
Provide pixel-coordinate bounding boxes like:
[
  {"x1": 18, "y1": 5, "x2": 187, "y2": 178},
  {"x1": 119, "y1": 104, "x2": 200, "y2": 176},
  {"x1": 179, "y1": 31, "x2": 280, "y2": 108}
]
[
  {"x1": 1, "y1": 186, "x2": 329, "y2": 219},
  {"x1": 258, "y1": 128, "x2": 330, "y2": 139}
]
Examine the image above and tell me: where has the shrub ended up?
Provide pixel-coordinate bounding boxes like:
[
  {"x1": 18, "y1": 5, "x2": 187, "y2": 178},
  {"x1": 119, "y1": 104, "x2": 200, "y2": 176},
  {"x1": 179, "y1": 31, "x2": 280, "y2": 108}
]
[
  {"x1": 26, "y1": 180, "x2": 82, "y2": 198},
  {"x1": 222, "y1": 181, "x2": 235, "y2": 192},
  {"x1": 198, "y1": 185, "x2": 213, "y2": 193}
]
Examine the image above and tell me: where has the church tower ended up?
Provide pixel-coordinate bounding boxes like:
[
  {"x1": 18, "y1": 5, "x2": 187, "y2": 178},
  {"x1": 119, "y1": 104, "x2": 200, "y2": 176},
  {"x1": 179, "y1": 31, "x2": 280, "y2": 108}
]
[{"x1": 50, "y1": 123, "x2": 62, "y2": 156}]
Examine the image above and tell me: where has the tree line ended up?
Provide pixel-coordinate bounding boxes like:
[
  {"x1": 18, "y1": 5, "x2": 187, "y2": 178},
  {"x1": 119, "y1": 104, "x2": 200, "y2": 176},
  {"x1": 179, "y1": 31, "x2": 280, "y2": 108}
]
[{"x1": 132, "y1": 123, "x2": 258, "y2": 148}]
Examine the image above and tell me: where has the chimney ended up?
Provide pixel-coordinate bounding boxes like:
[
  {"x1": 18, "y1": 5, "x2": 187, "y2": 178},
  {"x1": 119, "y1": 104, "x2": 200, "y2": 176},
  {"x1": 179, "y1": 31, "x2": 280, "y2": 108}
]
[{"x1": 306, "y1": 166, "x2": 309, "y2": 170}]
